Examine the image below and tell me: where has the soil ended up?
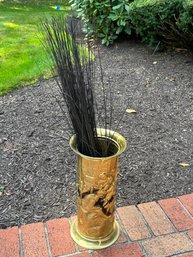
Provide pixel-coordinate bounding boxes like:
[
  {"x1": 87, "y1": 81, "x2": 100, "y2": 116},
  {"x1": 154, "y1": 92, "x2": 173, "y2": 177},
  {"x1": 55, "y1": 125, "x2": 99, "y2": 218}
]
[{"x1": 1, "y1": 41, "x2": 193, "y2": 229}]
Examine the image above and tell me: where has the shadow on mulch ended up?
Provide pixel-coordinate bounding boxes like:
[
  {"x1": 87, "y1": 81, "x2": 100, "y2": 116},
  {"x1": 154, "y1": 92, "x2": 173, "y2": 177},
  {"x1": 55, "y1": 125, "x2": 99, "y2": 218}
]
[{"x1": 0, "y1": 41, "x2": 193, "y2": 228}]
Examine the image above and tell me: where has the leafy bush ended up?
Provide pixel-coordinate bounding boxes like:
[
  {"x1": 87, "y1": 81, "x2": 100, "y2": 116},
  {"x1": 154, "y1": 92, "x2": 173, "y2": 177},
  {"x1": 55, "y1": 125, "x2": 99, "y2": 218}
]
[
  {"x1": 70, "y1": 0, "x2": 133, "y2": 46},
  {"x1": 1, "y1": 0, "x2": 66, "y2": 3},
  {"x1": 129, "y1": 0, "x2": 193, "y2": 48},
  {"x1": 71, "y1": 0, "x2": 193, "y2": 49}
]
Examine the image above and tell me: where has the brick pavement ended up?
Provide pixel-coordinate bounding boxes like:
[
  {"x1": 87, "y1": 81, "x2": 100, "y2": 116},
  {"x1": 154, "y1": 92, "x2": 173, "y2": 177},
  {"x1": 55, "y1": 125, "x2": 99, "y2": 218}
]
[{"x1": 1, "y1": 193, "x2": 193, "y2": 257}]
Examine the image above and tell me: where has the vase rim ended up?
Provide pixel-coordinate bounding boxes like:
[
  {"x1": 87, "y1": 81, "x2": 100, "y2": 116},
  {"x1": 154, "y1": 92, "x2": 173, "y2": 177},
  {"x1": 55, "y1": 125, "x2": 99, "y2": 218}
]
[{"x1": 69, "y1": 128, "x2": 127, "y2": 159}]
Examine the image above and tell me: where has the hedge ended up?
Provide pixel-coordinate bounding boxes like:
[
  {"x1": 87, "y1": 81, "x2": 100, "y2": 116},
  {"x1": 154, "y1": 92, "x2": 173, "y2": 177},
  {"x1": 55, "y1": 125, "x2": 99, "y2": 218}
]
[
  {"x1": 71, "y1": 0, "x2": 193, "y2": 49},
  {"x1": 129, "y1": 0, "x2": 193, "y2": 48},
  {"x1": 70, "y1": 0, "x2": 134, "y2": 46}
]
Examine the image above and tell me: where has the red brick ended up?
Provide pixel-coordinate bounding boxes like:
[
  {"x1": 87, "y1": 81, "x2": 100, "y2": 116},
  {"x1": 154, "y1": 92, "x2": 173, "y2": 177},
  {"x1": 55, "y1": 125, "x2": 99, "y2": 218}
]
[
  {"x1": 46, "y1": 218, "x2": 75, "y2": 256},
  {"x1": 115, "y1": 213, "x2": 127, "y2": 244},
  {"x1": 0, "y1": 227, "x2": 20, "y2": 257},
  {"x1": 188, "y1": 230, "x2": 193, "y2": 241},
  {"x1": 93, "y1": 243, "x2": 144, "y2": 257},
  {"x1": 21, "y1": 222, "x2": 48, "y2": 257},
  {"x1": 69, "y1": 253, "x2": 91, "y2": 257},
  {"x1": 116, "y1": 228, "x2": 127, "y2": 244},
  {"x1": 142, "y1": 233, "x2": 193, "y2": 257},
  {"x1": 179, "y1": 194, "x2": 193, "y2": 216},
  {"x1": 138, "y1": 201, "x2": 174, "y2": 236},
  {"x1": 159, "y1": 198, "x2": 193, "y2": 231},
  {"x1": 117, "y1": 206, "x2": 151, "y2": 240},
  {"x1": 180, "y1": 254, "x2": 193, "y2": 257}
]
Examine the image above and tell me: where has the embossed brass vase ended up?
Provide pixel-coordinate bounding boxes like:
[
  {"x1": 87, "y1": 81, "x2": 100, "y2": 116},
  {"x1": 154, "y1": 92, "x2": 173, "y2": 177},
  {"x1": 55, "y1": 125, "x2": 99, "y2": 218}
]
[{"x1": 70, "y1": 128, "x2": 127, "y2": 249}]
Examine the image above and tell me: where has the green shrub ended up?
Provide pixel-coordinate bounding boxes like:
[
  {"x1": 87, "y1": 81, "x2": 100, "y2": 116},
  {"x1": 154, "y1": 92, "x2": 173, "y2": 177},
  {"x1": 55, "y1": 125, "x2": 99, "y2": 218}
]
[
  {"x1": 179, "y1": 0, "x2": 193, "y2": 31},
  {"x1": 71, "y1": 0, "x2": 193, "y2": 48},
  {"x1": 70, "y1": 0, "x2": 133, "y2": 46},
  {"x1": 129, "y1": 0, "x2": 193, "y2": 48},
  {"x1": 1, "y1": 0, "x2": 66, "y2": 4}
]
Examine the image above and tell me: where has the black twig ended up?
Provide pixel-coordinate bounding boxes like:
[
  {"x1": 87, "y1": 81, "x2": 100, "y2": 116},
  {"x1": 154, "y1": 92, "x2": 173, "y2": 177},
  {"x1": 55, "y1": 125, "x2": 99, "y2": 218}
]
[
  {"x1": 40, "y1": 16, "x2": 100, "y2": 156},
  {"x1": 40, "y1": 16, "x2": 127, "y2": 158}
]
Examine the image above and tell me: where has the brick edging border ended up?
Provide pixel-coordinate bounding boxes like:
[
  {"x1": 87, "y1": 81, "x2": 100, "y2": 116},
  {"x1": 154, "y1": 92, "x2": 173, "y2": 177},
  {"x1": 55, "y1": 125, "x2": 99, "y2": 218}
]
[{"x1": 1, "y1": 193, "x2": 193, "y2": 257}]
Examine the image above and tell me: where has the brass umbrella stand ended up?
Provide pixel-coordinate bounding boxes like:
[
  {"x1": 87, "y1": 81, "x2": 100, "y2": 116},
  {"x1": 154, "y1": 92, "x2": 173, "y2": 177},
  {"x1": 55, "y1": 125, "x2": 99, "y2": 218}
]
[
  {"x1": 40, "y1": 16, "x2": 127, "y2": 251},
  {"x1": 70, "y1": 129, "x2": 127, "y2": 249}
]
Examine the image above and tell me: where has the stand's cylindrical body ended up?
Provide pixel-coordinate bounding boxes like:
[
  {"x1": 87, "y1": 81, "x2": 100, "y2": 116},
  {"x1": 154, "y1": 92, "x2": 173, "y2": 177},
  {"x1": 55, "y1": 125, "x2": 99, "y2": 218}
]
[
  {"x1": 77, "y1": 154, "x2": 118, "y2": 239},
  {"x1": 70, "y1": 129, "x2": 127, "y2": 249}
]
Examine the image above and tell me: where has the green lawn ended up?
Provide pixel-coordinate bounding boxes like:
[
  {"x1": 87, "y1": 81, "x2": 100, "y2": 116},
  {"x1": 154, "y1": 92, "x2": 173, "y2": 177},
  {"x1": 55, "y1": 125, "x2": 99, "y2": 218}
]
[{"x1": 0, "y1": 2, "x2": 70, "y2": 95}]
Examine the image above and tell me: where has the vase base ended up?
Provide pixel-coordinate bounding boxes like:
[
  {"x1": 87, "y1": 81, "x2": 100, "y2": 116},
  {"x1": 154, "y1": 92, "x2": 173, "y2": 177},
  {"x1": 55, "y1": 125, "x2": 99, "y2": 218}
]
[{"x1": 70, "y1": 219, "x2": 120, "y2": 250}]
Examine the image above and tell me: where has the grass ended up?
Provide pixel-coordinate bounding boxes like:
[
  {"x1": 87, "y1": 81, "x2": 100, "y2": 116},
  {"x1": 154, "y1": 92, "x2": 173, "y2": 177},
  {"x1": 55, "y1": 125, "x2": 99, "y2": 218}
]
[{"x1": 0, "y1": 2, "x2": 70, "y2": 95}]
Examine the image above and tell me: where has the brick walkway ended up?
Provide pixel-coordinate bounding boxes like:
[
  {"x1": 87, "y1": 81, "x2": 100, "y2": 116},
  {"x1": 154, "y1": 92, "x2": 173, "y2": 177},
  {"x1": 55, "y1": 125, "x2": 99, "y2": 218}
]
[{"x1": 1, "y1": 194, "x2": 193, "y2": 257}]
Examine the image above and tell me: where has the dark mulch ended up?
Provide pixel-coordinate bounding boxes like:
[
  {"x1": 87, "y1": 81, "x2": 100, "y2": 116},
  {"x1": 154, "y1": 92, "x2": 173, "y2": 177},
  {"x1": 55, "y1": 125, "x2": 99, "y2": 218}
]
[{"x1": 1, "y1": 41, "x2": 193, "y2": 229}]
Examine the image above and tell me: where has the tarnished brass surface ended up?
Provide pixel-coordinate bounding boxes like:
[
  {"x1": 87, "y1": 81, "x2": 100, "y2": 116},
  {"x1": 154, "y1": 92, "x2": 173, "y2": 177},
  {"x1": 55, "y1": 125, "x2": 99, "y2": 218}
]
[{"x1": 70, "y1": 129, "x2": 127, "y2": 249}]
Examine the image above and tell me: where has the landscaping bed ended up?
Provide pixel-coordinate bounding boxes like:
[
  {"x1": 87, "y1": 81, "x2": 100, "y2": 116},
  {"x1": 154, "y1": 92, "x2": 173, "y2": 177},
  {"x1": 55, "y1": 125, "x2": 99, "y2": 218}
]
[{"x1": 1, "y1": 41, "x2": 193, "y2": 228}]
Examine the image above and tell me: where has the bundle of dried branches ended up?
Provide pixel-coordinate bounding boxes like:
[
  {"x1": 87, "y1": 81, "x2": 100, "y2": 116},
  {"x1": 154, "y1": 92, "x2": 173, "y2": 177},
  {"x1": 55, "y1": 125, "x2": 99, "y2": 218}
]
[{"x1": 40, "y1": 16, "x2": 123, "y2": 157}]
